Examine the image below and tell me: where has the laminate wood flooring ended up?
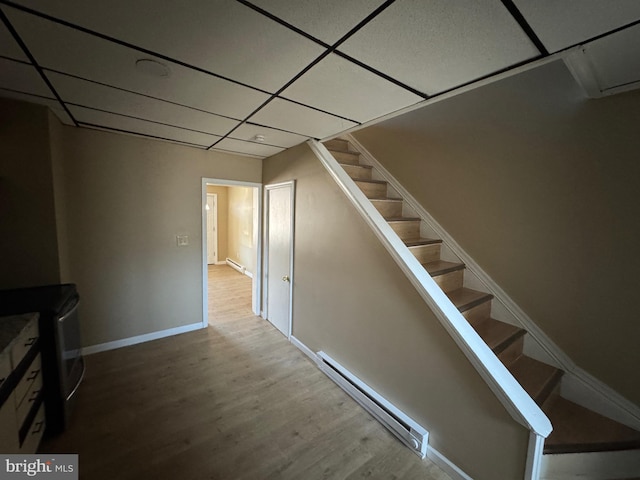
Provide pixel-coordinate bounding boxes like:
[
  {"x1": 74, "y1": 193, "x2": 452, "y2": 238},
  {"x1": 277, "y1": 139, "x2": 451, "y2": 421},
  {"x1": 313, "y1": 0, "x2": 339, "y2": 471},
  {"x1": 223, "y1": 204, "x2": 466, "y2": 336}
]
[
  {"x1": 208, "y1": 264, "x2": 253, "y2": 324},
  {"x1": 40, "y1": 265, "x2": 452, "y2": 480}
]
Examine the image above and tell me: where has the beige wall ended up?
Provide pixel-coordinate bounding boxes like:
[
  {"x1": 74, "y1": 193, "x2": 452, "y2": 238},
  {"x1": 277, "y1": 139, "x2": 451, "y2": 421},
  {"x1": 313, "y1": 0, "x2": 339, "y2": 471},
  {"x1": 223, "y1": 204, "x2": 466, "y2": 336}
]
[
  {"x1": 354, "y1": 61, "x2": 640, "y2": 405},
  {"x1": 227, "y1": 186, "x2": 256, "y2": 275},
  {"x1": 206, "y1": 185, "x2": 229, "y2": 262},
  {"x1": 0, "y1": 98, "x2": 60, "y2": 288},
  {"x1": 50, "y1": 119, "x2": 262, "y2": 347},
  {"x1": 263, "y1": 143, "x2": 529, "y2": 480}
]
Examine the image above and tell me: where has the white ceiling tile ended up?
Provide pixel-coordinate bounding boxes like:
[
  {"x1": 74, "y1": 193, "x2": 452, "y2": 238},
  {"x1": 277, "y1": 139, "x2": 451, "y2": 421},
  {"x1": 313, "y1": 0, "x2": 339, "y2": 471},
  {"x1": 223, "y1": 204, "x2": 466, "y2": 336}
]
[
  {"x1": 214, "y1": 138, "x2": 283, "y2": 158},
  {"x1": 0, "y1": 88, "x2": 73, "y2": 124},
  {"x1": 247, "y1": 0, "x2": 386, "y2": 44},
  {"x1": 9, "y1": 0, "x2": 325, "y2": 92},
  {"x1": 48, "y1": 72, "x2": 239, "y2": 136},
  {"x1": 0, "y1": 57, "x2": 51, "y2": 96},
  {"x1": 513, "y1": 0, "x2": 640, "y2": 53},
  {"x1": 232, "y1": 123, "x2": 308, "y2": 148},
  {"x1": 0, "y1": 18, "x2": 28, "y2": 61},
  {"x1": 281, "y1": 53, "x2": 422, "y2": 123},
  {"x1": 340, "y1": 0, "x2": 539, "y2": 95},
  {"x1": 585, "y1": 25, "x2": 640, "y2": 92},
  {"x1": 69, "y1": 105, "x2": 220, "y2": 147},
  {"x1": 4, "y1": 7, "x2": 271, "y2": 120},
  {"x1": 249, "y1": 98, "x2": 357, "y2": 139}
]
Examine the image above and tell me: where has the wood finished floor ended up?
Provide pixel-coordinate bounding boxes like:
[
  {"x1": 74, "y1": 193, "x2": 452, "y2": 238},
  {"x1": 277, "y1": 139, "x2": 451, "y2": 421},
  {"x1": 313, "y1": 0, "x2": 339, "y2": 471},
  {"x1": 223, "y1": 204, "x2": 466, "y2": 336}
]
[{"x1": 41, "y1": 265, "x2": 451, "y2": 480}]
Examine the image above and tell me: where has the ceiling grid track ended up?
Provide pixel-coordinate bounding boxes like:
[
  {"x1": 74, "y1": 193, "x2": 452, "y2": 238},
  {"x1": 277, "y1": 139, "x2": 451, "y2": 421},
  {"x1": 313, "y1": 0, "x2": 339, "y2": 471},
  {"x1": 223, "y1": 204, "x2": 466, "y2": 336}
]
[{"x1": 0, "y1": 0, "x2": 638, "y2": 156}]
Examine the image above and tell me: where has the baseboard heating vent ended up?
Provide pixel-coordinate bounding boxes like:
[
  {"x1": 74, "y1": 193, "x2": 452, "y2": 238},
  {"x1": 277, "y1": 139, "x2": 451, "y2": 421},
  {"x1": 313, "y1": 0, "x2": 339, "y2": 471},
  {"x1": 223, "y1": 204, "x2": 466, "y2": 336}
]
[
  {"x1": 226, "y1": 258, "x2": 246, "y2": 275},
  {"x1": 316, "y1": 351, "x2": 428, "y2": 458}
]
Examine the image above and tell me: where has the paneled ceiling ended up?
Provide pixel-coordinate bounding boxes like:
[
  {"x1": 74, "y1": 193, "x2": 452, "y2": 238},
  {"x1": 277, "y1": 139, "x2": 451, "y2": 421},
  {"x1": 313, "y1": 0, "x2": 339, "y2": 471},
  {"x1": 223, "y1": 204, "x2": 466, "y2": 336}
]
[{"x1": 1, "y1": 0, "x2": 639, "y2": 158}]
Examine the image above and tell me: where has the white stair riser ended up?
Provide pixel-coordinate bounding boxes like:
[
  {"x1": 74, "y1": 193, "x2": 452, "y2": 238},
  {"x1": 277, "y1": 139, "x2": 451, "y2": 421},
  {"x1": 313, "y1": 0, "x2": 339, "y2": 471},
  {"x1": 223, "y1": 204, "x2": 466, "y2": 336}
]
[
  {"x1": 432, "y1": 269, "x2": 464, "y2": 293},
  {"x1": 462, "y1": 301, "x2": 492, "y2": 325},
  {"x1": 324, "y1": 139, "x2": 350, "y2": 151},
  {"x1": 357, "y1": 181, "x2": 388, "y2": 198},
  {"x1": 389, "y1": 220, "x2": 421, "y2": 240},
  {"x1": 343, "y1": 164, "x2": 373, "y2": 181},
  {"x1": 499, "y1": 336, "x2": 524, "y2": 365},
  {"x1": 331, "y1": 150, "x2": 360, "y2": 165},
  {"x1": 371, "y1": 199, "x2": 403, "y2": 218},
  {"x1": 408, "y1": 244, "x2": 441, "y2": 264}
]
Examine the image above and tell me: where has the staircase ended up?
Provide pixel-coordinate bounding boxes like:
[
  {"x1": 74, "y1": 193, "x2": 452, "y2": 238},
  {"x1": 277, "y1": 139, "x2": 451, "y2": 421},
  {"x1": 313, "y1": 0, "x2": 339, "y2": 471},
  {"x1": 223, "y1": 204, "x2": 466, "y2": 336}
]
[{"x1": 322, "y1": 137, "x2": 640, "y2": 479}]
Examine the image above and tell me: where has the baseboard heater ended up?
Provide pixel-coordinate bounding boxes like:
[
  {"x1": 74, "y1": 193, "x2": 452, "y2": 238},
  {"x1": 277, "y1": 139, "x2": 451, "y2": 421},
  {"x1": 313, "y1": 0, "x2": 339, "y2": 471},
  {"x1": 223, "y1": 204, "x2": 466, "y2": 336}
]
[
  {"x1": 316, "y1": 351, "x2": 428, "y2": 458},
  {"x1": 226, "y1": 258, "x2": 251, "y2": 277}
]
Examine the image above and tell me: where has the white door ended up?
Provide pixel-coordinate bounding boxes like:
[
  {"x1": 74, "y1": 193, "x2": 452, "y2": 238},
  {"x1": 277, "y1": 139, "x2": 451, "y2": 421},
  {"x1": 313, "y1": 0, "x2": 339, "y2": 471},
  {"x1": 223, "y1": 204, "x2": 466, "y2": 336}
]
[
  {"x1": 265, "y1": 182, "x2": 294, "y2": 337},
  {"x1": 206, "y1": 194, "x2": 218, "y2": 265}
]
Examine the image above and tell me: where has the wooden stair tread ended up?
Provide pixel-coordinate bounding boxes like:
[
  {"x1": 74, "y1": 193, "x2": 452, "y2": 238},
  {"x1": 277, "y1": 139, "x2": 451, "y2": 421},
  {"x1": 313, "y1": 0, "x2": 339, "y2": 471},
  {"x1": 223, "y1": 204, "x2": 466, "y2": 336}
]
[
  {"x1": 472, "y1": 317, "x2": 526, "y2": 354},
  {"x1": 386, "y1": 217, "x2": 420, "y2": 222},
  {"x1": 340, "y1": 162, "x2": 372, "y2": 170},
  {"x1": 354, "y1": 179, "x2": 387, "y2": 185},
  {"x1": 404, "y1": 237, "x2": 442, "y2": 247},
  {"x1": 446, "y1": 288, "x2": 493, "y2": 312},
  {"x1": 544, "y1": 397, "x2": 640, "y2": 454},
  {"x1": 507, "y1": 355, "x2": 563, "y2": 405},
  {"x1": 370, "y1": 198, "x2": 402, "y2": 203},
  {"x1": 423, "y1": 260, "x2": 465, "y2": 276}
]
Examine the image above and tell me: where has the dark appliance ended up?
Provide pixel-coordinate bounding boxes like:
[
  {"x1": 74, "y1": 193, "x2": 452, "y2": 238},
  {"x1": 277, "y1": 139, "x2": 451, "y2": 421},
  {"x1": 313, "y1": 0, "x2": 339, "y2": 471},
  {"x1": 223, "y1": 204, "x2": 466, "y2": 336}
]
[{"x1": 0, "y1": 284, "x2": 85, "y2": 436}]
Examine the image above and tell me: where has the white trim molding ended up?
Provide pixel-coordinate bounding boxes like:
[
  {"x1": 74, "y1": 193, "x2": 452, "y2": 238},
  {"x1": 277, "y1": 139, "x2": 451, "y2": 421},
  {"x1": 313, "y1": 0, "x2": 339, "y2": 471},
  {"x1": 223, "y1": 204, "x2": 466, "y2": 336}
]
[
  {"x1": 202, "y1": 177, "x2": 263, "y2": 327},
  {"x1": 82, "y1": 322, "x2": 204, "y2": 355},
  {"x1": 308, "y1": 139, "x2": 552, "y2": 445},
  {"x1": 344, "y1": 134, "x2": 640, "y2": 432}
]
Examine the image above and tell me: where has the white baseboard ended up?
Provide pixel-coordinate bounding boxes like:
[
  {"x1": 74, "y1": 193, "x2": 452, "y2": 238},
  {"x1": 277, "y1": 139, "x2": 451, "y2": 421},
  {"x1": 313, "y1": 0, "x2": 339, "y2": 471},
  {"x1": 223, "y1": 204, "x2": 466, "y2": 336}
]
[
  {"x1": 427, "y1": 447, "x2": 473, "y2": 480},
  {"x1": 290, "y1": 335, "x2": 320, "y2": 364},
  {"x1": 289, "y1": 335, "x2": 471, "y2": 478},
  {"x1": 82, "y1": 322, "x2": 205, "y2": 355}
]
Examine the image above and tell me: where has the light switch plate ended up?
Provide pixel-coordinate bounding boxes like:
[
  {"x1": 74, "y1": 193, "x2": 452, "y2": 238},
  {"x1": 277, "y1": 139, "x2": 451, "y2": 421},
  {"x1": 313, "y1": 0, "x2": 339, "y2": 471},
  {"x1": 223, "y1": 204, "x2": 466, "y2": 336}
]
[{"x1": 176, "y1": 235, "x2": 189, "y2": 246}]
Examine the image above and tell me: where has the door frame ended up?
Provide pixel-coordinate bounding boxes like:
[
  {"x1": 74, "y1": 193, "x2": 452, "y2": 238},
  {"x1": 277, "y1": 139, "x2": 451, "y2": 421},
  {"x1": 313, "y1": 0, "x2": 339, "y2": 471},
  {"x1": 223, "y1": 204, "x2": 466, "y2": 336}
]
[
  {"x1": 201, "y1": 178, "x2": 262, "y2": 327},
  {"x1": 206, "y1": 193, "x2": 218, "y2": 265},
  {"x1": 263, "y1": 180, "x2": 295, "y2": 338}
]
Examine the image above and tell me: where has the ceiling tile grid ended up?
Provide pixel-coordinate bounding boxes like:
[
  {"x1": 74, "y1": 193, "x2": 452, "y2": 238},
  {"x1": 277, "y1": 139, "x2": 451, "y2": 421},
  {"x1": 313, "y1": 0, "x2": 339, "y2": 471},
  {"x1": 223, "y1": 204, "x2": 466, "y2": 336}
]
[{"x1": 1, "y1": 0, "x2": 640, "y2": 158}]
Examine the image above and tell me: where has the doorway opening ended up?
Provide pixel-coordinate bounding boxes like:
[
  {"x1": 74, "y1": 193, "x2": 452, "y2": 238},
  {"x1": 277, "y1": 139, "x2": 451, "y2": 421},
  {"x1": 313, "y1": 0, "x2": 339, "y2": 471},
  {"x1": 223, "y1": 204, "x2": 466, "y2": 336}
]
[{"x1": 202, "y1": 178, "x2": 261, "y2": 326}]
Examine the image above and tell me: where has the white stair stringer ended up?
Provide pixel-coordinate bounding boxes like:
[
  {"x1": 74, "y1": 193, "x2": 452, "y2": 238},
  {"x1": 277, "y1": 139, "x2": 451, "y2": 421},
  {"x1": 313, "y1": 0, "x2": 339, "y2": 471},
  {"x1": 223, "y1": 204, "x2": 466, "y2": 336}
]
[
  {"x1": 343, "y1": 133, "x2": 640, "y2": 434},
  {"x1": 308, "y1": 139, "x2": 551, "y2": 480}
]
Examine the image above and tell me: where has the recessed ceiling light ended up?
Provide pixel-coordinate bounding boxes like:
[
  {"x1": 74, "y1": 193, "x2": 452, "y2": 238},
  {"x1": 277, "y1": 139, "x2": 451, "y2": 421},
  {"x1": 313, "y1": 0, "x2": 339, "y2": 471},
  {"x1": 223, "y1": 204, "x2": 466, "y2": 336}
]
[
  {"x1": 254, "y1": 135, "x2": 266, "y2": 143},
  {"x1": 135, "y1": 59, "x2": 171, "y2": 78}
]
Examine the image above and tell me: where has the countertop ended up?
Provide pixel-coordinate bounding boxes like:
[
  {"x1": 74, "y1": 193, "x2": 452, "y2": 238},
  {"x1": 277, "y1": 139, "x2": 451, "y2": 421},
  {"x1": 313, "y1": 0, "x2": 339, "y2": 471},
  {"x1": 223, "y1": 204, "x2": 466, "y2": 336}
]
[{"x1": 0, "y1": 313, "x2": 38, "y2": 357}]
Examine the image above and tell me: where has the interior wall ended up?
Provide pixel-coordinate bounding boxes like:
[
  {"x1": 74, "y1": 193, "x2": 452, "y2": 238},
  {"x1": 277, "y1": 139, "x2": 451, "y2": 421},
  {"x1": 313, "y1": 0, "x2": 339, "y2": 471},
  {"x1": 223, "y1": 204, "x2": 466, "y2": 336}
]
[
  {"x1": 206, "y1": 185, "x2": 229, "y2": 262},
  {"x1": 0, "y1": 98, "x2": 60, "y2": 288},
  {"x1": 262, "y1": 143, "x2": 529, "y2": 480},
  {"x1": 227, "y1": 186, "x2": 256, "y2": 275},
  {"x1": 353, "y1": 60, "x2": 640, "y2": 405},
  {"x1": 51, "y1": 120, "x2": 262, "y2": 348}
]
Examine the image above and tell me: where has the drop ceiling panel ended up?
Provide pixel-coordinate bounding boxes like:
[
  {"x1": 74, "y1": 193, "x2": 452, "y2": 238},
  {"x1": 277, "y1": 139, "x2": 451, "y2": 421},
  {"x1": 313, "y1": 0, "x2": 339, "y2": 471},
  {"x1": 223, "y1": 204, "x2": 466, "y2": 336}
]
[
  {"x1": 282, "y1": 53, "x2": 422, "y2": 123},
  {"x1": 232, "y1": 123, "x2": 308, "y2": 149},
  {"x1": 9, "y1": 0, "x2": 325, "y2": 92},
  {"x1": 340, "y1": 0, "x2": 540, "y2": 95},
  {"x1": 249, "y1": 98, "x2": 357, "y2": 139},
  {"x1": 247, "y1": 0, "x2": 386, "y2": 44},
  {"x1": 4, "y1": 7, "x2": 271, "y2": 120},
  {"x1": 513, "y1": 0, "x2": 640, "y2": 53},
  {"x1": 585, "y1": 25, "x2": 640, "y2": 91},
  {"x1": 69, "y1": 105, "x2": 221, "y2": 147},
  {"x1": 48, "y1": 72, "x2": 240, "y2": 136},
  {"x1": 0, "y1": 18, "x2": 28, "y2": 61},
  {"x1": 0, "y1": 88, "x2": 73, "y2": 124},
  {"x1": 214, "y1": 138, "x2": 283, "y2": 158},
  {"x1": 0, "y1": 57, "x2": 51, "y2": 97}
]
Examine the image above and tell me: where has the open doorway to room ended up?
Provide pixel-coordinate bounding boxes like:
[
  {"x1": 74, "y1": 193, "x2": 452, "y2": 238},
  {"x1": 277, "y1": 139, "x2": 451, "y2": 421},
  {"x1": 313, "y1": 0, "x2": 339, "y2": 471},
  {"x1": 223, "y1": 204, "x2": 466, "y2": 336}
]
[{"x1": 202, "y1": 179, "x2": 261, "y2": 326}]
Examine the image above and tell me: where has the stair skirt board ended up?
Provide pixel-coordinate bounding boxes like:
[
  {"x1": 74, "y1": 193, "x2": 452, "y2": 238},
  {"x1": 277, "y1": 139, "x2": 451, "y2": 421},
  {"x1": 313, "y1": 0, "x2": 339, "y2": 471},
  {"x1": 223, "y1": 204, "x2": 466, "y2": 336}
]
[
  {"x1": 316, "y1": 351, "x2": 429, "y2": 458},
  {"x1": 541, "y1": 449, "x2": 640, "y2": 480},
  {"x1": 343, "y1": 134, "x2": 640, "y2": 431}
]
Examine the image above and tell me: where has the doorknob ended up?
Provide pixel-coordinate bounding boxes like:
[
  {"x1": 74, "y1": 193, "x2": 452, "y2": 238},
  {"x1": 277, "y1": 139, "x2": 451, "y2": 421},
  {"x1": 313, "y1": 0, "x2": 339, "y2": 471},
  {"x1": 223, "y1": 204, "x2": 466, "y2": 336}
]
[{"x1": 282, "y1": 275, "x2": 290, "y2": 282}]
